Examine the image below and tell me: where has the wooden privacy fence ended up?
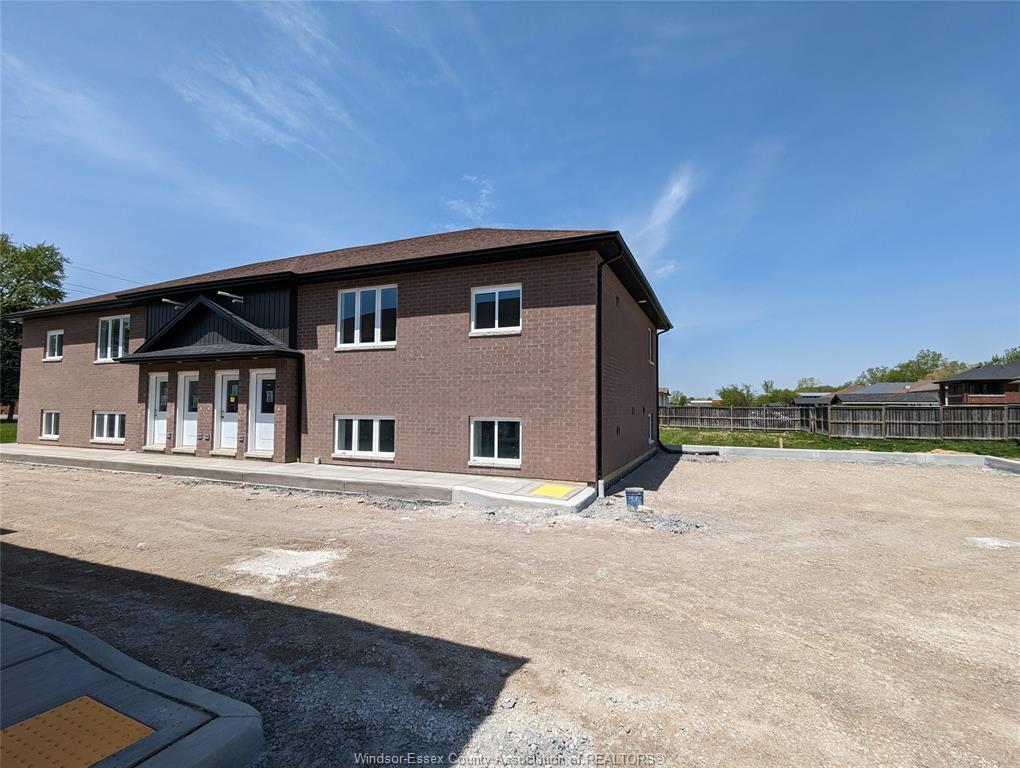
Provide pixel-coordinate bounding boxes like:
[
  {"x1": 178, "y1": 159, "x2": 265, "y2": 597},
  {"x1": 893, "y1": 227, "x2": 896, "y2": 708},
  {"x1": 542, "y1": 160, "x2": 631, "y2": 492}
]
[{"x1": 659, "y1": 405, "x2": 1020, "y2": 441}]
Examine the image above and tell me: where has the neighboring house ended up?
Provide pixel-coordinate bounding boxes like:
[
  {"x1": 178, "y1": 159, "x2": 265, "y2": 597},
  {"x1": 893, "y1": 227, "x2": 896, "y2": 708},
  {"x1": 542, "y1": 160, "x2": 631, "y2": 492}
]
[
  {"x1": 832, "y1": 381, "x2": 940, "y2": 405},
  {"x1": 7, "y1": 228, "x2": 671, "y2": 487},
  {"x1": 658, "y1": 388, "x2": 670, "y2": 407},
  {"x1": 0, "y1": 401, "x2": 17, "y2": 421},
  {"x1": 688, "y1": 397, "x2": 714, "y2": 406},
  {"x1": 937, "y1": 361, "x2": 1020, "y2": 405},
  {"x1": 793, "y1": 392, "x2": 836, "y2": 406}
]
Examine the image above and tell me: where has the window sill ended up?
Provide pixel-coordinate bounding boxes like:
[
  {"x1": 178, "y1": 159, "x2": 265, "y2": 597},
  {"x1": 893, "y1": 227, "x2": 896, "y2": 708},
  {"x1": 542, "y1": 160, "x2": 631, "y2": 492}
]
[
  {"x1": 171, "y1": 446, "x2": 196, "y2": 455},
  {"x1": 94, "y1": 359, "x2": 120, "y2": 365},
  {"x1": 469, "y1": 328, "x2": 522, "y2": 338},
  {"x1": 209, "y1": 448, "x2": 237, "y2": 457},
  {"x1": 90, "y1": 438, "x2": 125, "y2": 445},
  {"x1": 334, "y1": 342, "x2": 397, "y2": 352},
  {"x1": 244, "y1": 450, "x2": 273, "y2": 460},
  {"x1": 142, "y1": 445, "x2": 166, "y2": 453},
  {"x1": 332, "y1": 452, "x2": 395, "y2": 462},
  {"x1": 39, "y1": 435, "x2": 59, "y2": 441},
  {"x1": 468, "y1": 459, "x2": 521, "y2": 470},
  {"x1": 42, "y1": 357, "x2": 63, "y2": 362}
]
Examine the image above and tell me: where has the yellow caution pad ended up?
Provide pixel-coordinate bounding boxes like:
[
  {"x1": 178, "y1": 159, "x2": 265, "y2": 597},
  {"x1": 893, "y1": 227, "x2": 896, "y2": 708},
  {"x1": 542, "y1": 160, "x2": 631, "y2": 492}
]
[
  {"x1": 1, "y1": 696, "x2": 153, "y2": 768},
  {"x1": 529, "y1": 483, "x2": 575, "y2": 499}
]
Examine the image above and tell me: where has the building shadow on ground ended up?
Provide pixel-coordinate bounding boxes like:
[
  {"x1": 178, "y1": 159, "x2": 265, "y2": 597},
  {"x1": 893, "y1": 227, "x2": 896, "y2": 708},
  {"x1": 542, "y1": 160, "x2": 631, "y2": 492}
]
[
  {"x1": 0, "y1": 542, "x2": 526, "y2": 767},
  {"x1": 606, "y1": 451, "x2": 683, "y2": 493}
]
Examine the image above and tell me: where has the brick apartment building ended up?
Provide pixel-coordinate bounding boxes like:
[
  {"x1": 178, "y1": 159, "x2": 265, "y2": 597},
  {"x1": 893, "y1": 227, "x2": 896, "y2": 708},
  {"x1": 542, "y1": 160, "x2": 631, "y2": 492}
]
[
  {"x1": 9, "y1": 229, "x2": 672, "y2": 487},
  {"x1": 937, "y1": 360, "x2": 1020, "y2": 405}
]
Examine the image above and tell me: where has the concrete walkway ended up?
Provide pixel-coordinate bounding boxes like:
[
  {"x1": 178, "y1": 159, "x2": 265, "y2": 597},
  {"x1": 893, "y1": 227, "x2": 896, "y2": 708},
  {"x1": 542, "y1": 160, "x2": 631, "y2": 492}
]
[
  {"x1": 0, "y1": 443, "x2": 597, "y2": 511},
  {"x1": 1, "y1": 604, "x2": 262, "y2": 767}
]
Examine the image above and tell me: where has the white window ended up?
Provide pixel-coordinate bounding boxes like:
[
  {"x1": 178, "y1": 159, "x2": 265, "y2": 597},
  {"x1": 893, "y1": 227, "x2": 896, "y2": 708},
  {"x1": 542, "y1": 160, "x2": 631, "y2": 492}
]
[
  {"x1": 44, "y1": 330, "x2": 64, "y2": 360},
  {"x1": 647, "y1": 328, "x2": 655, "y2": 365},
  {"x1": 93, "y1": 411, "x2": 127, "y2": 442},
  {"x1": 336, "y1": 285, "x2": 397, "y2": 349},
  {"x1": 469, "y1": 417, "x2": 521, "y2": 467},
  {"x1": 97, "y1": 315, "x2": 131, "y2": 361},
  {"x1": 334, "y1": 416, "x2": 395, "y2": 459},
  {"x1": 471, "y1": 284, "x2": 522, "y2": 336},
  {"x1": 41, "y1": 411, "x2": 60, "y2": 439}
]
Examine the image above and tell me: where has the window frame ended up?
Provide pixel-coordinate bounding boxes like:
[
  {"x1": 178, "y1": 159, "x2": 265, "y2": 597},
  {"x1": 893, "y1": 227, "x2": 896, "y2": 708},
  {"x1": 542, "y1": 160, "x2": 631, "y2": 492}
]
[
  {"x1": 92, "y1": 411, "x2": 127, "y2": 443},
  {"x1": 468, "y1": 416, "x2": 522, "y2": 468},
  {"x1": 470, "y1": 283, "x2": 523, "y2": 337},
  {"x1": 40, "y1": 410, "x2": 60, "y2": 439},
  {"x1": 96, "y1": 314, "x2": 131, "y2": 362},
  {"x1": 335, "y1": 284, "x2": 398, "y2": 350},
  {"x1": 44, "y1": 329, "x2": 64, "y2": 361},
  {"x1": 332, "y1": 415, "x2": 396, "y2": 460}
]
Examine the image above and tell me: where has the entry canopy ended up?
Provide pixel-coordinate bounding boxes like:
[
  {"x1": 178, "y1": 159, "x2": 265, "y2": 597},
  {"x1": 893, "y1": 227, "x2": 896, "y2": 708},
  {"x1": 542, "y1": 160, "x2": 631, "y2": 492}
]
[{"x1": 118, "y1": 295, "x2": 300, "y2": 363}]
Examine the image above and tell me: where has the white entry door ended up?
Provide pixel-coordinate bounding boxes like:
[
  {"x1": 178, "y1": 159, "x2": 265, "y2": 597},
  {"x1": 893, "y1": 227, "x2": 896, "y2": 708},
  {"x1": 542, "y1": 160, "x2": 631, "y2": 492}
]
[
  {"x1": 147, "y1": 373, "x2": 169, "y2": 447},
  {"x1": 176, "y1": 372, "x2": 199, "y2": 448},
  {"x1": 215, "y1": 371, "x2": 240, "y2": 450},
  {"x1": 249, "y1": 370, "x2": 276, "y2": 453}
]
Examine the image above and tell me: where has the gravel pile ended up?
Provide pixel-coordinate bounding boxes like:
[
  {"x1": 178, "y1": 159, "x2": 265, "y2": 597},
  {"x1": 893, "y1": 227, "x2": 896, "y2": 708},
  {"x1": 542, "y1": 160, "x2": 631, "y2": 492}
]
[{"x1": 579, "y1": 495, "x2": 706, "y2": 534}]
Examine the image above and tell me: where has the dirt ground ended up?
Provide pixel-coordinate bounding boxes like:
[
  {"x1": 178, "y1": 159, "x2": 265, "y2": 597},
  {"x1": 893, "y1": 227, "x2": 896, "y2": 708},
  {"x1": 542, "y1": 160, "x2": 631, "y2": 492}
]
[{"x1": 1, "y1": 456, "x2": 1017, "y2": 767}]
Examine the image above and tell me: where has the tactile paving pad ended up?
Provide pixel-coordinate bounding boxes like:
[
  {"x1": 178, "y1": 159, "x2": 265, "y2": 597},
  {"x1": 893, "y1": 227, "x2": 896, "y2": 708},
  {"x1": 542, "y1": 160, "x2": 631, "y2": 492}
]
[
  {"x1": 529, "y1": 483, "x2": 576, "y2": 498},
  {"x1": 0, "y1": 695, "x2": 153, "y2": 768}
]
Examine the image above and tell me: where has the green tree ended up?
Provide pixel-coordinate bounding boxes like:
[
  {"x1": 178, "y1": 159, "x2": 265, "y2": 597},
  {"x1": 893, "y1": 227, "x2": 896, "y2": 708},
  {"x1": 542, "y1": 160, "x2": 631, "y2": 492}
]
[
  {"x1": 756, "y1": 388, "x2": 799, "y2": 406},
  {"x1": 886, "y1": 349, "x2": 967, "y2": 382},
  {"x1": 669, "y1": 391, "x2": 690, "y2": 406},
  {"x1": 716, "y1": 383, "x2": 756, "y2": 407},
  {"x1": 795, "y1": 377, "x2": 837, "y2": 391},
  {"x1": 990, "y1": 347, "x2": 1020, "y2": 365},
  {"x1": 1, "y1": 234, "x2": 68, "y2": 417}
]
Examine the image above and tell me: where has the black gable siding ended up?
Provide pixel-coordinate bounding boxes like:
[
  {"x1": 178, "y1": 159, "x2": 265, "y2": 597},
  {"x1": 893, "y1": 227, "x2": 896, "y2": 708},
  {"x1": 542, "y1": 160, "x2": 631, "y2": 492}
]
[{"x1": 145, "y1": 286, "x2": 292, "y2": 345}]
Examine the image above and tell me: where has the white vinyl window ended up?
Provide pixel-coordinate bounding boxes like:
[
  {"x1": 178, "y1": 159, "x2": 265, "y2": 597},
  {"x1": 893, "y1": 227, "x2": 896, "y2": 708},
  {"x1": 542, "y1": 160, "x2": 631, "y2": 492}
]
[
  {"x1": 44, "y1": 330, "x2": 64, "y2": 360},
  {"x1": 336, "y1": 285, "x2": 397, "y2": 349},
  {"x1": 93, "y1": 411, "x2": 127, "y2": 442},
  {"x1": 97, "y1": 315, "x2": 131, "y2": 361},
  {"x1": 470, "y1": 284, "x2": 522, "y2": 336},
  {"x1": 469, "y1": 417, "x2": 521, "y2": 467},
  {"x1": 41, "y1": 411, "x2": 60, "y2": 439},
  {"x1": 334, "y1": 416, "x2": 395, "y2": 459},
  {"x1": 647, "y1": 328, "x2": 655, "y2": 365}
]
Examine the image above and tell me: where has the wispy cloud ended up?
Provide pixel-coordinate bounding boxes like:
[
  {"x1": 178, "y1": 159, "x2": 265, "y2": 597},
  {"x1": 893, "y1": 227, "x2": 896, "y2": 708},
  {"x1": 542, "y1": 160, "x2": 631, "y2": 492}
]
[
  {"x1": 2, "y1": 52, "x2": 275, "y2": 228},
  {"x1": 244, "y1": 1, "x2": 336, "y2": 62},
  {"x1": 443, "y1": 175, "x2": 497, "y2": 227},
  {"x1": 629, "y1": 165, "x2": 697, "y2": 277}
]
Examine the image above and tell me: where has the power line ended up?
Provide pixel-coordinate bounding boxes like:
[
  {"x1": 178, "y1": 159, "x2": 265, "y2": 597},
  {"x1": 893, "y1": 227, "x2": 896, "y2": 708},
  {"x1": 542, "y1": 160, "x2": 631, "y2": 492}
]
[
  {"x1": 68, "y1": 263, "x2": 146, "y2": 286},
  {"x1": 63, "y1": 281, "x2": 104, "y2": 294}
]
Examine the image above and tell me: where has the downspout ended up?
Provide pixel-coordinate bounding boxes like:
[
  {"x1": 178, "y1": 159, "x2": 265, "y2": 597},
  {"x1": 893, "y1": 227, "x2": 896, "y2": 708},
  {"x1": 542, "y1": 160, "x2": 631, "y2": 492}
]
[
  {"x1": 655, "y1": 328, "x2": 680, "y2": 454},
  {"x1": 595, "y1": 258, "x2": 605, "y2": 497}
]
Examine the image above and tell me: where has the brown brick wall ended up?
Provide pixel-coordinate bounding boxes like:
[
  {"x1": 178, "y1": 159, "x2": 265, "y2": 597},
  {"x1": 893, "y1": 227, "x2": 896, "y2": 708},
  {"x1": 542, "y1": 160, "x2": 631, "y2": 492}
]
[
  {"x1": 600, "y1": 266, "x2": 658, "y2": 481},
  {"x1": 297, "y1": 252, "x2": 599, "y2": 482},
  {"x1": 17, "y1": 308, "x2": 146, "y2": 450}
]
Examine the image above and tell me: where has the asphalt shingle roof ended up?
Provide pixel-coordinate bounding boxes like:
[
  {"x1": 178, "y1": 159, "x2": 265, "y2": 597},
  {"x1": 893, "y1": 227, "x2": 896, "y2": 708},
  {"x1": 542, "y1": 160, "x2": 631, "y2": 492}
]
[{"x1": 937, "y1": 360, "x2": 1020, "y2": 383}]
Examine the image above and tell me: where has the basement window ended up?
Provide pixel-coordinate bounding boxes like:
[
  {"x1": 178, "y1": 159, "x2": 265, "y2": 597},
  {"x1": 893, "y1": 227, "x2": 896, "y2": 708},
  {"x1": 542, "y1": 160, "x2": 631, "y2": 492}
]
[
  {"x1": 469, "y1": 417, "x2": 521, "y2": 467},
  {"x1": 44, "y1": 330, "x2": 64, "y2": 360},
  {"x1": 471, "y1": 284, "x2": 521, "y2": 336},
  {"x1": 96, "y1": 315, "x2": 130, "y2": 361},
  {"x1": 92, "y1": 411, "x2": 126, "y2": 443},
  {"x1": 336, "y1": 285, "x2": 397, "y2": 349},
  {"x1": 334, "y1": 416, "x2": 395, "y2": 459},
  {"x1": 41, "y1": 411, "x2": 60, "y2": 439}
]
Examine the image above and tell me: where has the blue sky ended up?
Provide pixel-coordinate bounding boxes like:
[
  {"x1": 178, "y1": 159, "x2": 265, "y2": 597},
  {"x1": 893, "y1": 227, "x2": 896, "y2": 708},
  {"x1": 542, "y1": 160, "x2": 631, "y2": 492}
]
[{"x1": 3, "y1": 2, "x2": 1017, "y2": 394}]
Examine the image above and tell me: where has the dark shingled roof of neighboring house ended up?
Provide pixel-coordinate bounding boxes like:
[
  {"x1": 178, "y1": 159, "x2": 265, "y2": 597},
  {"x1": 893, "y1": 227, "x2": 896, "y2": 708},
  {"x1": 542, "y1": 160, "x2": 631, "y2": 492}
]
[
  {"x1": 936, "y1": 360, "x2": 1020, "y2": 383},
  {"x1": 836, "y1": 391, "x2": 940, "y2": 404},
  {"x1": 6, "y1": 228, "x2": 673, "y2": 330}
]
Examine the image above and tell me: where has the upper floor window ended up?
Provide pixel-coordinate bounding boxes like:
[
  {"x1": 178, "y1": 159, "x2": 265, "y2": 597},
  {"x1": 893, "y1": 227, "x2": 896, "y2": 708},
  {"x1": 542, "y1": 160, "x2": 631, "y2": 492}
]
[
  {"x1": 44, "y1": 330, "x2": 64, "y2": 360},
  {"x1": 471, "y1": 284, "x2": 521, "y2": 336},
  {"x1": 966, "y1": 382, "x2": 1004, "y2": 396},
  {"x1": 97, "y1": 315, "x2": 130, "y2": 361},
  {"x1": 337, "y1": 286, "x2": 397, "y2": 349}
]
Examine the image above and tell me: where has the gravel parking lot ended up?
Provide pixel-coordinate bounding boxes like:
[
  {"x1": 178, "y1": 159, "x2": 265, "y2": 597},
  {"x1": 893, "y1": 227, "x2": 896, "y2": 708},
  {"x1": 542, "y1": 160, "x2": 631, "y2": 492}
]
[{"x1": 1, "y1": 456, "x2": 1017, "y2": 767}]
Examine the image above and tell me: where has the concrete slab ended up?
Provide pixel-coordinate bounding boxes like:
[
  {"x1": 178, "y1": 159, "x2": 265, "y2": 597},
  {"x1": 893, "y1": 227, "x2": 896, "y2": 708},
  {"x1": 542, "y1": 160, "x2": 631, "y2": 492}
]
[
  {"x1": 0, "y1": 604, "x2": 262, "y2": 767},
  {"x1": 0, "y1": 443, "x2": 596, "y2": 511},
  {"x1": 674, "y1": 444, "x2": 996, "y2": 469}
]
